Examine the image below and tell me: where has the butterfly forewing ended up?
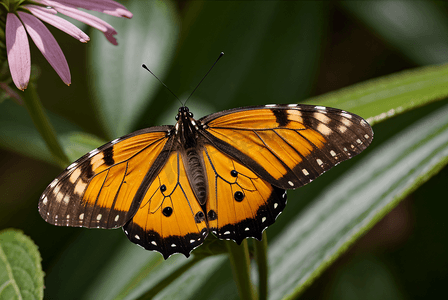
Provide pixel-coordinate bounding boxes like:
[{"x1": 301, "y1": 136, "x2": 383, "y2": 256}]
[
  {"x1": 39, "y1": 127, "x2": 171, "y2": 228},
  {"x1": 200, "y1": 104, "x2": 373, "y2": 190}
]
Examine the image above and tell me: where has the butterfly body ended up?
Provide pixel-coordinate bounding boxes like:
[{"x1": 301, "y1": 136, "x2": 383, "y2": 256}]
[{"x1": 39, "y1": 104, "x2": 373, "y2": 259}]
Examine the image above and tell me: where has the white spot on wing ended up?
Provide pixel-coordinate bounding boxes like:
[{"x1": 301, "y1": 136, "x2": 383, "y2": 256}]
[
  {"x1": 288, "y1": 181, "x2": 294, "y2": 186},
  {"x1": 315, "y1": 106, "x2": 326, "y2": 110},
  {"x1": 88, "y1": 148, "x2": 100, "y2": 158},
  {"x1": 96, "y1": 214, "x2": 102, "y2": 221},
  {"x1": 79, "y1": 213, "x2": 84, "y2": 220},
  {"x1": 314, "y1": 112, "x2": 331, "y2": 124},
  {"x1": 357, "y1": 139, "x2": 362, "y2": 144},
  {"x1": 265, "y1": 104, "x2": 276, "y2": 107},
  {"x1": 302, "y1": 169, "x2": 309, "y2": 176},
  {"x1": 135, "y1": 235, "x2": 140, "y2": 240},
  {"x1": 274, "y1": 202, "x2": 279, "y2": 209},
  {"x1": 49, "y1": 178, "x2": 58, "y2": 188},
  {"x1": 341, "y1": 118, "x2": 352, "y2": 127},
  {"x1": 288, "y1": 104, "x2": 298, "y2": 107},
  {"x1": 317, "y1": 123, "x2": 332, "y2": 136},
  {"x1": 63, "y1": 194, "x2": 70, "y2": 205},
  {"x1": 262, "y1": 217, "x2": 267, "y2": 223},
  {"x1": 42, "y1": 197, "x2": 48, "y2": 205},
  {"x1": 67, "y1": 162, "x2": 77, "y2": 170},
  {"x1": 340, "y1": 112, "x2": 352, "y2": 119},
  {"x1": 111, "y1": 138, "x2": 120, "y2": 144},
  {"x1": 317, "y1": 159, "x2": 323, "y2": 166},
  {"x1": 338, "y1": 125, "x2": 347, "y2": 133},
  {"x1": 151, "y1": 241, "x2": 157, "y2": 246},
  {"x1": 330, "y1": 150, "x2": 336, "y2": 157},
  {"x1": 115, "y1": 215, "x2": 119, "y2": 222}
]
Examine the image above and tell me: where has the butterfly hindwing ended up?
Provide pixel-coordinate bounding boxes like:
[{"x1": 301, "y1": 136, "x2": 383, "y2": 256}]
[
  {"x1": 202, "y1": 145, "x2": 287, "y2": 244},
  {"x1": 39, "y1": 126, "x2": 171, "y2": 229},
  {"x1": 200, "y1": 104, "x2": 373, "y2": 190},
  {"x1": 123, "y1": 151, "x2": 208, "y2": 259}
]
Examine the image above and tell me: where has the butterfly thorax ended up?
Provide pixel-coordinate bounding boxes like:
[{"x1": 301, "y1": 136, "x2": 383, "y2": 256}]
[{"x1": 173, "y1": 107, "x2": 208, "y2": 205}]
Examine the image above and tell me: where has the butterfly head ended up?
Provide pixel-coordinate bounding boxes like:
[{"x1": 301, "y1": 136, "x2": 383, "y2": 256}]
[
  {"x1": 175, "y1": 106, "x2": 194, "y2": 121},
  {"x1": 173, "y1": 106, "x2": 202, "y2": 147}
]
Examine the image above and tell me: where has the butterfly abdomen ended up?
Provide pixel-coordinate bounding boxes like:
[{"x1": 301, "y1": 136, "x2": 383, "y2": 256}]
[{"x1": 183, "y1": 147, "x2": 208, "y2": 205}]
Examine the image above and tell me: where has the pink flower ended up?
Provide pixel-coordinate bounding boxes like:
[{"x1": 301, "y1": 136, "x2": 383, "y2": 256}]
[{"x1": 4, "y1": 0, "x2": 133, "y2": 90}]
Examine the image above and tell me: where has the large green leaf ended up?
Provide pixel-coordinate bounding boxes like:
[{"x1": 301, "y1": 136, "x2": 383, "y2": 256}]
[
  {"x1": 268, "y1": 101, "x2": 448, "y2": 299},
  {"x1": 88, "y1": 1, "x2": 179, "y2": 138},
  {"x1": 0, "y1": 229, "x2": 44, "y2": 300}
]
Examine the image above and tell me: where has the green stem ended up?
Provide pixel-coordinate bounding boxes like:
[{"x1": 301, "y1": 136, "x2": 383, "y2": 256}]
[
  {"x1": 22, "y1": 82, "x2": 69, "y2": 167},
  {"x1": 254, "y1": 231, "x2": 268, "y2": 300},
  {"x1": 226, "y1": 239, "x2": 256, "y2": 300}
]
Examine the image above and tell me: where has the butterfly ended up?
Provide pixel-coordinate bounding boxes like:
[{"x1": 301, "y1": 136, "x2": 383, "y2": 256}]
[{"x1": 39, "y1": 104, "x2": 373, "y2": 259}]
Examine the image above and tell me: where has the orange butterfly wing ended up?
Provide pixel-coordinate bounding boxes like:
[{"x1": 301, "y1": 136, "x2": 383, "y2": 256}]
[
  {"x1": 203, "y1": 145, "x2": 286, "y2": 244},
  {"x1": 123, "y1": 151, "x2": 208, "y2": 259},
  {"x1": 196, "y1": 104, "x2": 373, "y2": 244},
  {"x1": 200, "y1": 104, "x2": 373, "y2": 190},
  {"x1": 39, "y1": 127, "x2": 171, "y2": 229}
]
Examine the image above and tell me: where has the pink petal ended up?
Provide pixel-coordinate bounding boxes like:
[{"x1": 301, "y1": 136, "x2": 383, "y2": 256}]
[
  {"x1": 40, "y1": 0, "x2": 119, "y2": 45},
  {"x1": 45, "y1": 0, "x2": 133, "y2": 18},
  {"x1": 6, "y1": 13, "x2": 31, "y2": 91},
  {"x1": 26, "y1": 5, "x2": 90, "y2": 43},
  {"x1": 17, "y1": 11, "x2": 71, "y2": 85}
]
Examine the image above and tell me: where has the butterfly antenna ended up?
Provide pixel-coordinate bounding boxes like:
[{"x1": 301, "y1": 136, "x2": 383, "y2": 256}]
[
  {"x1": 184, "y1": 52, "x2": 224, "y2": 106},
  {"x1": 142, "y1": 64, "x2": 182, "y2": 106}
]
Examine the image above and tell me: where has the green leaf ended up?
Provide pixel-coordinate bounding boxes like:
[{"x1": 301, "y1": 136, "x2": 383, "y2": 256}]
[
  {"x1": 340, "y1": 1, "x2": 448, "y2": 64},
  {"x1": 268, "y1": 101, "x2": 448, "y2": 300},
  {"x1": 88, "y1": 0, "x2": 179, "y2": 138},
  {"x1": 306, "y1": 64, "x2": 448, "y2": 125},
  {"x1": 0, "y1": 229, "x2": 44, "y2": 300}
]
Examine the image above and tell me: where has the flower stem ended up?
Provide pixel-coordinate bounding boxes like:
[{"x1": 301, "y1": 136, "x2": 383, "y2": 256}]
[
  {"x1": 22, "y1": 82, "x2": 69, "y2": 167},
  {"x1": 254, "y1": 231, "x2": 268, "y2": 300},
  {"x1": 226, "y1": 239, "x2": 256, "y2": 300}
]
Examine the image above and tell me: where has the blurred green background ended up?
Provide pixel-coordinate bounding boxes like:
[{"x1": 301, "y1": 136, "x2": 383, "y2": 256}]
[{"x1": 1, "y1": 1, "x2": 448, "y2": 299}]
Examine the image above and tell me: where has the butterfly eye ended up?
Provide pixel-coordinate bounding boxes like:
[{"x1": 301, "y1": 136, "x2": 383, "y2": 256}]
[
  {"x1": 162, "y1": 207, "x2": 173, "y2": 217},
  {"x1": 234, "y1": 191, "x2": 245, "y2": 202},
  {"x1": 160, "y1": 184, "x2": 167, "y2": 192},
  {"x1": 230, "y1": 170, "x2": 238, "y2": 177},
  {"x1": 188, "y1": 112, "x2": 193, "y2": 118},
  {"x1": 175, "y1": 115, "x2": 179, "y2": 121}
]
